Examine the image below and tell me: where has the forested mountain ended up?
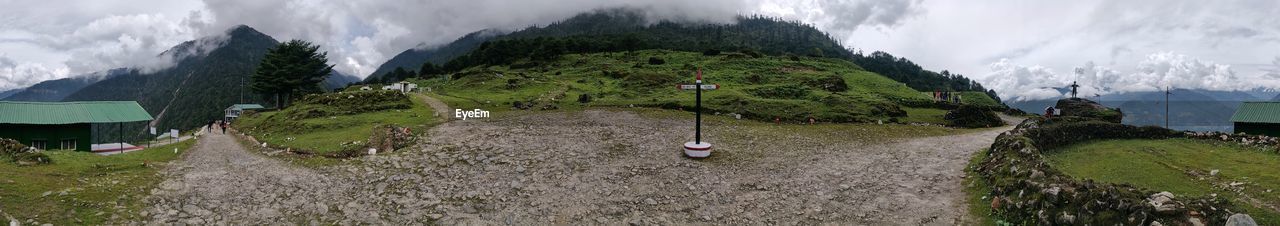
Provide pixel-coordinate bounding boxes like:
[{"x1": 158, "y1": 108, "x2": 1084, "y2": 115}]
[
  {"x1": 367, "y1": 8, "x2": 849, "y2": 83},
  {"x1": 0, "y1": 89, "x2": 20, "y2": 99},
  {"x1": 323, "y1": 71, "x2": 360, "y2": 91},
  {"x1": 364, "y1": 30, "x2": 500, "y2": 83},
  {"x1": 850, "y1": 51, "x2": 999, "y2": 101},
  {"x1": 367, "y1": 8, "x2": 996, "y2": 103},
  {"x1": 2, "y1": 68, "x2": 127, "y2": 101},
  {"x1": 65, "y1": 25, "x2": 279, "y2": 136}
]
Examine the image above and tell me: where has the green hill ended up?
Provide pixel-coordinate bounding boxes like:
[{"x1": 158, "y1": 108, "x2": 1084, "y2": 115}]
[
  {"x1": 421, "y1": 50, "x2": 930, "y2": 123},
  {"x1": 368, "y1": 8, "x2": 851, "y2": 83}
]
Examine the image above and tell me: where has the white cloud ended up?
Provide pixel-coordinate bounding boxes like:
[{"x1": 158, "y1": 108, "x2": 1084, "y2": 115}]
[
  {"x1": 982, "y1": 59, "x2": 1066, "y2": 102},
  {"x1": 0, "y1": 55, "x2": 70, "y2": 90},
  {"x1": 985, "y1": 52, "x2": 1280, "y2": 101}
]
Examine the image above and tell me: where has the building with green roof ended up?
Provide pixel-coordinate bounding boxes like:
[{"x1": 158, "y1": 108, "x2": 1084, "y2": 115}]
[
  {"x1": 0, "y1": 101, "x2": 153, "y2": 151},
  {"x1": 224, "y1": 104, "x2": 265, "y2": 122},
  {"x1": 1230, "y1": 102, "x2": 1280, "y2": 137}
]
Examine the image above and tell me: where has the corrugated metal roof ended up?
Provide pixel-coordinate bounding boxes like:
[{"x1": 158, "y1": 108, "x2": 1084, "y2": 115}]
[
  {"x1": 0, "y1": 101, "x2": 153, "y2": 124},
  {"x1": 229, "y1": 104, "x2": 265, "y2": 110},
  {"x1": 1230, "y1": 102, "x2": 1280, "y2": 123}
]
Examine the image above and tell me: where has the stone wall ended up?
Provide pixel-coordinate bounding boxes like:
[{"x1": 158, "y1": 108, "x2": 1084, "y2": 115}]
[{"x1": 975, "y1": 117, "x2": 1239, "y2": 225}]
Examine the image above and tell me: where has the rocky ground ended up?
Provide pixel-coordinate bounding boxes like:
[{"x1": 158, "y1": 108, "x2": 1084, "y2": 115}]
[{"x1": 138, "y1": 107, "x2": 1017, "y2": 225}]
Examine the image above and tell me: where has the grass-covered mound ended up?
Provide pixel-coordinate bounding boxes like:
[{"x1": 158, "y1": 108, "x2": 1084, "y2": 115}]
[
  {"x1": 969, "y1": 117, "x2": 1251, "y2": 225},
  {"x1": 1055, "y1": 98, "x2": 1122, "y2": 123},
  {"x1": 2, "y1": 138, "x2": 50, "y2": 166},
  {"x1": 235, "y1": 90, "x2": 437, "y2": 157},
  {"x1": 419, "y1": 50, "x2": 935, "y2": 123},
  {"x1": 1049, "y1": 139, "x2": 1280, "y2": 224},
  {"x1": 945, "y1": 105, "x2": 1005, "y2": 128},
  {"x1": 0, "y1": 139, "x2": 195, "y2": 225}
]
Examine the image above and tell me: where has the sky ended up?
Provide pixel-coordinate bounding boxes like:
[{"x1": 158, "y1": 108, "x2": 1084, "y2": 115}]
[{"x1": 1, "y1": 0, "x2": 1278, "y2": 101}]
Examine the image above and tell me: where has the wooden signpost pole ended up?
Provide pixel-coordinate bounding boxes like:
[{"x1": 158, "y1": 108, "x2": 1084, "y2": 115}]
[{"x1": 679, "y1": 68, "x2": 718, "y2": 158}]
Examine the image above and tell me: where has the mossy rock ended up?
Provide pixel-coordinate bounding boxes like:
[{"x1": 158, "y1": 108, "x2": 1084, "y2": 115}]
[{"x1": 945, "y1": 105, "x2": 1005, "y2": 128}]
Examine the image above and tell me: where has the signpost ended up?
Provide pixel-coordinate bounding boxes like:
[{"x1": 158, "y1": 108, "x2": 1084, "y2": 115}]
[{"x1": 677, "y1": 68, "x2": 718, "y2": 158}]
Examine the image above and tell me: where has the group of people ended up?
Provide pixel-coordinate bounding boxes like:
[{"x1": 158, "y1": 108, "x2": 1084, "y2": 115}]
[
  {"x1": 206, "y1": 120, "x2": 228, "y2": 134},
  {"x1": 932, "y1": 91, "x2": 963, "y2": 104}
]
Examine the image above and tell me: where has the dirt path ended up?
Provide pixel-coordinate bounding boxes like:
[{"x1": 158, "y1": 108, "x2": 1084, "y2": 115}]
[
  {"x1": 139, "y1": 94, "x2": 1019, "y2": 224},
  {"x1": 414, "y1": 93, "x2": 453, "y2": 122},
  {"x1": 348, "y1": 108, "x2": 1019, "y2": 225},
  {"x1": 141, "y1": 129, "x2": 365, "y2": 225}
]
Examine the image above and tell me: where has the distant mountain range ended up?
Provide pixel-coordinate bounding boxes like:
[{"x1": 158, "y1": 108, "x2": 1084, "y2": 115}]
[
  {"x1": 6, "y1": 25, "x2": 361, "y2": 136},
  {"x1": 1008, "y1": 89, "x2": 1279, "y2": 132},
  {"x1": 0, "y1": 89, "x2": 20, "y2": 99},
  {"x1": 2, "y1": 68, "x2": 128, "y2": 101}
]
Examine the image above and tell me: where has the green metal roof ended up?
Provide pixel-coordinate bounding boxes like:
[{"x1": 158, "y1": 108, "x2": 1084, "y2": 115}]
[
  {"x1": 1230, "y1": 102, "x2": 1280, "y2": 123},
  {"x1": 228, "y1": 104, "x2": 265, "y2": 110},
  {"x1": 0, "y1": 101, "x2": 153, "y2": 125}
]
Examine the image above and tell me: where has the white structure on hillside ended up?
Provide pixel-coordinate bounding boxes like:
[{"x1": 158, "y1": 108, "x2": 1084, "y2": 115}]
[{"x1": 382, "y1": 81, "x2": 417, "y2": 93}]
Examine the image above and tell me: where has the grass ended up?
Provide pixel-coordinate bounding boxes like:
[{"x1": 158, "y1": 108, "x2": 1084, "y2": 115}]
[
  {"x1": 1047, "y1": 139, "x2": 1280, "y2": 224},
  {"x1": 0, "y1": 139, "x2": 196, "y2": 225},
  {"x1": 963, "y1": 148, "x2": 998, "y2": 226},
  {"x1": 416, "y1": 50, "x2": 945, "y2": 123},
  {"x1": 901, "y1": 107, "x2": 949, "y2": 125},
  {"x1": 236, "y1": 92, "x2": 439, "y2": 156}
]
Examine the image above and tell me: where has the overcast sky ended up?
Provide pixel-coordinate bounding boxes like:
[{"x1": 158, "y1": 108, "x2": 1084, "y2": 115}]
[{"x1": 1, "y1": 0, "x2": 1278, "y2": 101}]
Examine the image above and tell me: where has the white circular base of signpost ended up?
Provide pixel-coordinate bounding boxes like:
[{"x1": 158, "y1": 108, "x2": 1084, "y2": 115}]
[{"x1": 683, "y1": 141, "x2": 712, "y2": 158}]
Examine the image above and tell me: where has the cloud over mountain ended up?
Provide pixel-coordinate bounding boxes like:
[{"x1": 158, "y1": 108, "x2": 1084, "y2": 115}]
[
  {"x1": 985, "y1": 52, "x2": 1280, "y2": 102},
  {"x1": 0, "y1": 0, "x2": 926, "y2": 91}
]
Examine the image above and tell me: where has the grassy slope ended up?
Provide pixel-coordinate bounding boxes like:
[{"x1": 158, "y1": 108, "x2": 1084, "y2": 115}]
[
  {"x1": 235, "y1": 93, "x2": 439, "y2": 155},
  {"x1": 1047, "y1": 139, "x2": 1280, "y2": 224},
  {"x1": 0, "y1": 140, "x2": 196, "y2": 225},
  {"x1": 418, "y1": 50, "x2": 938, "y2": 123}
]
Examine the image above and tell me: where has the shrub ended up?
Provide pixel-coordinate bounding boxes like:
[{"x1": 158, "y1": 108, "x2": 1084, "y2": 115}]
[
  {"x1": 647, "y1": 57, "x2": 665, "y2": 65},
  {"x1": 284, "y1": 90, "x2": 412, "y2": 119},
  {"x1": 13, "y1": 152, "x2": 51, "y2": 166},
  {"x1": 944, "y1": 105, "x2": 1005, "y2": 128},
  {"x1": 702, "y1": 49, "x2": 721, "y2": 56},
  {"x1": 746, "y1": 84, "x2": 810, "y2": 99},
  {"x1": 621, "y1": 72, "x2": 677, "y2": 89},
  {"x1": 506, "y1": 78, "x2": 520, "y2": 89},
  {"x1": 742, "y1": 49, "x2": 763, "y2": 58},
  {"x1": 802, "y1": 74, "x2": 848, "y2": 92}
]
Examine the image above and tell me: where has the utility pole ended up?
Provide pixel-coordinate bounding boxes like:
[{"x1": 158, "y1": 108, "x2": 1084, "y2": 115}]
[{"x1": 1165, "y1": 86, "x2": 1172, "y2": 129}]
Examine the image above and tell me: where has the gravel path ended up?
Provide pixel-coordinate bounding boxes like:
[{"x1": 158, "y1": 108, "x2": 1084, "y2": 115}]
[
  {"x1": 140, "y1": 97, "x2": 1018, "y2": 225},
  {"x1": 141, "y1": 129, "x2": 365, "y2": 225}
]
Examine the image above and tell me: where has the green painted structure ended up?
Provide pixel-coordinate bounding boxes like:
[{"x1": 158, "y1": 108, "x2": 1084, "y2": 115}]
[
  {"x1": 1230, "y1": 102, "x2": 1280, "y2": 137},
  {"x1": 224, "y1": 104, "x2": 266, "y2": 121},
  {"x1": 0, "y1": 101, "x2": 153, "y2": 151}
]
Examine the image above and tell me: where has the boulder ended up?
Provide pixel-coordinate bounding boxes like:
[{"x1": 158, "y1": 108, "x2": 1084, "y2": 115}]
[
  {"x1": 1054, "y1": 98, "x2": 1123, "y2": 123},
  {"x1": 1226, "y1": 214, "x2": 1258, "y2": 226}
]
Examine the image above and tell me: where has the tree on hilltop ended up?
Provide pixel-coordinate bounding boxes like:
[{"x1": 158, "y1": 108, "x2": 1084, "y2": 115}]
[{"x1": 251, "y1": 40, "x2": 333, "y2": 108}]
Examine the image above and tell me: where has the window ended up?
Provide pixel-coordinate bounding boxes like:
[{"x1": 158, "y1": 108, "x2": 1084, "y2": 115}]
[
  {"x1": 60, "y1": 139, "x2": 76, "y2": 150},
  {"x1": 30, "y1": 140, "x2": 47, "y2": 150}
]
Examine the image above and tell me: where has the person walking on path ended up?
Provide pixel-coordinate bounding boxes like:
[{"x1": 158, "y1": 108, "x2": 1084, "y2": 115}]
[{"x1": 219, "y1": 121, "x2": 227, "y2": 134}]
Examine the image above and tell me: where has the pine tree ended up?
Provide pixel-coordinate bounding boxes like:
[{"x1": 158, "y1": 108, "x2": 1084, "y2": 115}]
[{"x1": 252, "y1": 40, "x2": 333, "y2": 108}]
